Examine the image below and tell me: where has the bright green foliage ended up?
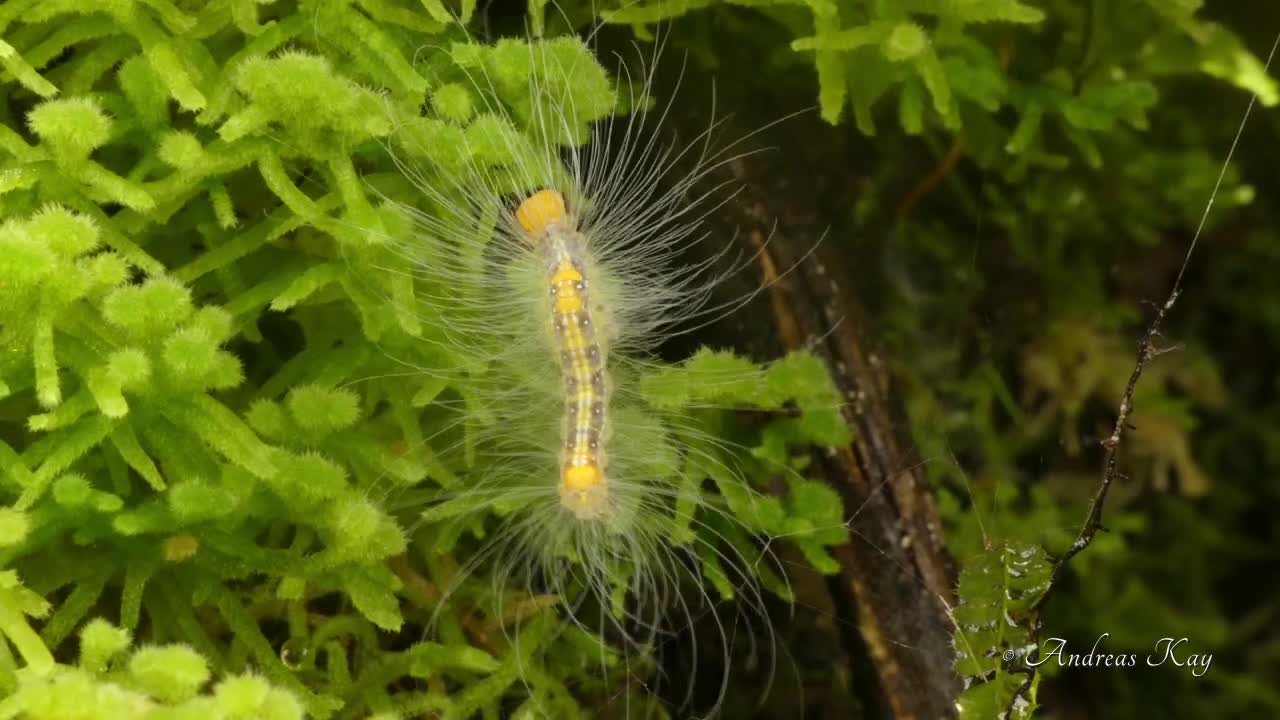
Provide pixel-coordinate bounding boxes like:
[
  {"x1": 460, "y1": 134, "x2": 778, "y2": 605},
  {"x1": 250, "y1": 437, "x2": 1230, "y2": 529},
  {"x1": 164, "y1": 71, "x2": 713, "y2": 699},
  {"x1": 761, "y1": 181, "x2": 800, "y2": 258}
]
[
  {"x1": 0, "y1": 508, "x2": 29, "y2": 546},
  {"x1": 128, "y1": 644, "x2": 212, "y2": 703},
  {"x1": 0, "y1": 569, "x2": 53, "y2": 677},
  {"x1": 430, "y1": 83, "x2": 476, "y2": 123},
  {"x1": 0, "y1": 615, "x2": 303, "y2": 719},
  {"x1": 952, "y1": 541, "x2": 1051, "y2": 719},
  {"x1": 638, "y1": 349, "x2": 851, "y2": 582},
  {"x1": 0, "y1": 2, "x2": 850, "y2": 717},
  {"x1": 80, "y1": 618, "x2": 131, "y2": 673},
  {"x1": 28, "y1": 97, "x2": 115, "y2": 161},
  {"x1": 600, "y1": 0, "x2": 1276, "y2": 166}
]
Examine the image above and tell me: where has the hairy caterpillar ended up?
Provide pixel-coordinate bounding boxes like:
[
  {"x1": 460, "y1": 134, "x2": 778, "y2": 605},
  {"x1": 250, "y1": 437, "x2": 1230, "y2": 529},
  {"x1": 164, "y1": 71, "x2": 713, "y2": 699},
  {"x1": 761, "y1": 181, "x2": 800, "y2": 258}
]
[
  {"x1": 514, "y1": 188, "x2": 610, "y2": 520},
  {"x1": 351, "y1": 22, "x2": 848, "y2": 716}
]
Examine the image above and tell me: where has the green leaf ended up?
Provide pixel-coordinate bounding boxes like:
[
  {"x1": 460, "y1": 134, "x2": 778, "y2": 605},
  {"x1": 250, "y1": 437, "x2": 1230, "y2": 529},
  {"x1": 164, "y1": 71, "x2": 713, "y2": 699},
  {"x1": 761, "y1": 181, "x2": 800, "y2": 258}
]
[
  {"x1": 953, "y1": 541, "x2": 1051, "y2": 717},
  {"x1": 340, "y1": 566, "x2": 403, "y2": 632}
]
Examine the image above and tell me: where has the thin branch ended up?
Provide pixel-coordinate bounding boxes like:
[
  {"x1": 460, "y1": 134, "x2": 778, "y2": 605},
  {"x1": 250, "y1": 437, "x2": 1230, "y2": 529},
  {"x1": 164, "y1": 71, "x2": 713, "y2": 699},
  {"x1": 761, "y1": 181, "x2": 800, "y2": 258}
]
[{"x1": 897, "y1": 137, "x2": 965, "y2": 218}]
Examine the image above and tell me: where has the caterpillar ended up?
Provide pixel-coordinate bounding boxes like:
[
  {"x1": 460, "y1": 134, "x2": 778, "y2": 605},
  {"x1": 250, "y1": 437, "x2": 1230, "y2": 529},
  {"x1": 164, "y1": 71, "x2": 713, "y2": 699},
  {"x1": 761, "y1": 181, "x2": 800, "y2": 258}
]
[
  {"x1": 353, "y1": 22, "x2": 849, "y2": 716},
  {"x1": 515, "y1": 188, "x2": 611, "y2": 520}
]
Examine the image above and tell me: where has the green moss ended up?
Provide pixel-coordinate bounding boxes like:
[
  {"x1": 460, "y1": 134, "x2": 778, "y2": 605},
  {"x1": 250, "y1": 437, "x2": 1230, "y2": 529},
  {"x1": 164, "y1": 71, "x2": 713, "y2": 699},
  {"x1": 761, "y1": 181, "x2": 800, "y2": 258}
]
[
  {"x1": 0, "y1": 508, "x2": 30, "y2": 546},
  {"x1": 0, "y1": 615, "x2": 304, "y2": 718}
]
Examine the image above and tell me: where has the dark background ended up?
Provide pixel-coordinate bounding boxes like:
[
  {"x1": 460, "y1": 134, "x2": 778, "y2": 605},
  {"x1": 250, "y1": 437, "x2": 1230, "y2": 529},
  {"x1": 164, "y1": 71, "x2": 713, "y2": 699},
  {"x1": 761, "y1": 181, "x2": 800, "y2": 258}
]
[{"x1": 563, "y1": 2, "x2": 1280, "y2": 717}]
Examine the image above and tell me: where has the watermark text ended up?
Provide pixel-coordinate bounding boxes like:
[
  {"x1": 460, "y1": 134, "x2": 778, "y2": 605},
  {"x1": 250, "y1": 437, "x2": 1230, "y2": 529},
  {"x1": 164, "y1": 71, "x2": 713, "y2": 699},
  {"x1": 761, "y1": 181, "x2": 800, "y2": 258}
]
[{"x1": 1002, "y1": 633, "x2": 1212, "y2": 677}]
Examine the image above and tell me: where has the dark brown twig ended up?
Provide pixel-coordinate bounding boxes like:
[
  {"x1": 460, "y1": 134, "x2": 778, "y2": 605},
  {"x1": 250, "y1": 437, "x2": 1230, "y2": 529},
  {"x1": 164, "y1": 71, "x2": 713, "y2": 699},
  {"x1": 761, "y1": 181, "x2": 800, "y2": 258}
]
[{"x1": 897, "y1": 138, "x2": 966, "y2": 218}]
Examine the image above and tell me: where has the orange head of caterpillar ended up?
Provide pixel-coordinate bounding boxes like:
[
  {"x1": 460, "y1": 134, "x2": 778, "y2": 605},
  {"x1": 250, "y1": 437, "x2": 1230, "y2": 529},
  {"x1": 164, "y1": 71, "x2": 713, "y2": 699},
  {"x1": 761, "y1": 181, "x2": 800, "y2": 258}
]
[
  {"x1": 515, "y1": 188, "x2": 569, "y2": 241},
  {"x1": 560, "y1": 462, "x2": 609, "y2": 520}
]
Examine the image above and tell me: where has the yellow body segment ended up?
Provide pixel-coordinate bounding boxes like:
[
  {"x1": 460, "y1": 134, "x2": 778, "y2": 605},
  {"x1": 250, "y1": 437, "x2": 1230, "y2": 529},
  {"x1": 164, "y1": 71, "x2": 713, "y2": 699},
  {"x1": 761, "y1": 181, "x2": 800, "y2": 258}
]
[
  {"x1": 551, "y1": 265, "x2": 585, "y2": 313},
  {"x1": 562, "y1": 463, "x2": 601, "y2": 491},
  {"x1": 516, "y1": 189, "x2": 609, "y2": 520}
]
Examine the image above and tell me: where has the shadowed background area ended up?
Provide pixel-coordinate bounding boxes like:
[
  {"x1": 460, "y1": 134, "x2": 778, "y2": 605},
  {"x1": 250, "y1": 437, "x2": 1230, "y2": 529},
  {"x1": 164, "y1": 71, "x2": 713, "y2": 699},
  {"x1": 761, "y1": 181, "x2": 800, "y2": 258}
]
[{"x1": 571, "y1": 2, "x2": 1280, "y2": 717}]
